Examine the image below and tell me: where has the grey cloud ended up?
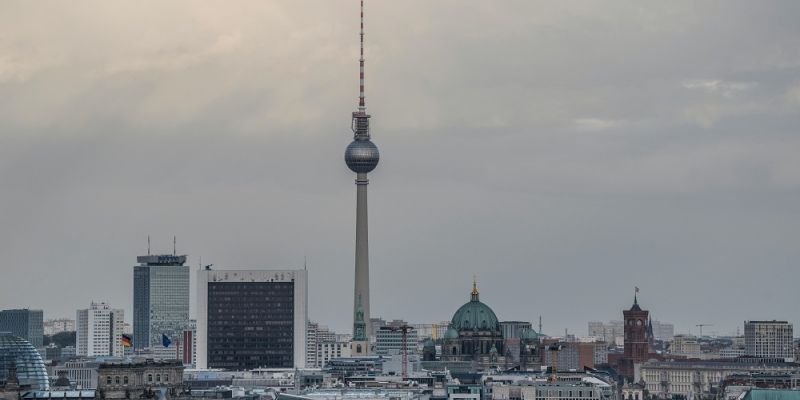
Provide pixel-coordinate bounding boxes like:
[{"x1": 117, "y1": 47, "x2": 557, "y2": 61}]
[{"x1": 0, "y1": 1, "x2": 798, "y2": 336}]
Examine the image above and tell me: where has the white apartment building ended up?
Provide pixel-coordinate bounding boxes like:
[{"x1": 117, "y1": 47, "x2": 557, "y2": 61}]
[
  {"x1": 744, "y1": 320, "x2": 794, "y2": 361},
  {"x1": 317, "y1": 341, "x2": 351, "y2": 368},
  {"x1": 76, "y1": 302, "x2": 124, "y2": 357},
  {"x1": 307, "y1": 321, "x2": 319, "y2": 368},
  {"x1": 44, "y1": 319, "x2": 76, "y2": 336}
]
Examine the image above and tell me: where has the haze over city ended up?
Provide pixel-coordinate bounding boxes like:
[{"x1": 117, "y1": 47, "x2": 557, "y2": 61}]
[{"x1": 1, "y1": 0, "x2": 800, "y2": 338}]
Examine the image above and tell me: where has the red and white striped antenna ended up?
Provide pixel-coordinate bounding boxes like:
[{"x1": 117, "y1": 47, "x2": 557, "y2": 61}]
[
  {"x1": 352, "y1": 0, "x2": 371, "y2": 137},
  {"x1": 358, "y1": 0, "x2": 366, "y2": 113}
]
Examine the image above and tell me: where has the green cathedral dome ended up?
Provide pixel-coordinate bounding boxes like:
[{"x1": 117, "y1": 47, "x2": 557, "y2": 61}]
[{"x1": 450, "y1": 280, "x2": 500, "y2": 332}]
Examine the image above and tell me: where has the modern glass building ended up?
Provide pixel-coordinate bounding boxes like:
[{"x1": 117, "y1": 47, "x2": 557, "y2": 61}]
[
  {"x1": 0, "y1": 333, "x2": 49, "y2": 390},
  {"x1": 196, "y1": 269, "x2": 307, "y2": 370},
  {"x1": 133, "y1": 254, "x2": 190, "y2": 351},
  {"x1": 0, "y1": 309, "x2": 44, "y2": 348}
]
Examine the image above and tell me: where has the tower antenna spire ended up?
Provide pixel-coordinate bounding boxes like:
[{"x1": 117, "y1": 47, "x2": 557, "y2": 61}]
[{"x1": 358, "y1": 0, "x2": 366, "y2": 113}]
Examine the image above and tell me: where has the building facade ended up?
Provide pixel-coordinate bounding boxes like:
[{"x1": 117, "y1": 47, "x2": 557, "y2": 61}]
[
  {"x1": 652, "y1": 321, "x2": 675, "y2": 342},
  {"x1": 0, "y1": 310, "x2": 44, "y2": 348},
  {"x1": 306, "y1": 322, "x2": 319, "y2": 368},
  {"x1": 671, "y1": 335, "x2": 701, "y2": 358},
  {"x1": 53, "y1": 360, "x2": 100, "y2": 389},
  {"x1": 76, "y1": 302, "x2": 124, "y2": 358},
  {"x1": 640, "y1": 359, "x2": 800, "y2": 399},
  {"x1": 43, "y1": 319, "x2": 75, "y2": 336},
  {"x1": 411, "y1": 322, "x2": 451, "y2": 341},
  {"x1": 133, "y1": 254, "x2": 190, "y2": 352},
  {"x1": 745, "y1": 321, "x2": 794, "y2": 361},
  {"x1": 196, "y1": 268, "x2": 307, "y2": 370},
  {"x1": 375, "y1": 327, "x2": 419, "y2": 356},
  {"x1": 491, "y1": 381, "x2": 610, "y2": 400},
  {"x1": 178, "y1": 325, "x2": 196, "y2": 368},
  {"x1": 318, "y1": 341, "x2": 351, "y2": 368},
  {"x1": 587, "y1": 321, "x2": 624, "y2": 346},
  {"x1": 96, "y1": 359, "x2": 183, "y2": 399}
]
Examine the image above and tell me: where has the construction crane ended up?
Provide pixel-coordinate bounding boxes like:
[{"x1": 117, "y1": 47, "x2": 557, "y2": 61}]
[
  {"x1": 696, "y1": 324, "x2": 713, "y2": 337},
  {"x1": 548, "y1": 342, "x2": 563, "y2": 382},
  {"x1": 386, "y1": 325, "x2": 412, "y2": 381}
]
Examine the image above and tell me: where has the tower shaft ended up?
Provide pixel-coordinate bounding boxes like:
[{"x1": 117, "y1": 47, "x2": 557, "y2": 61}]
[{"x1": 353, "y1": 173, "x2": 370, "y2": 345}]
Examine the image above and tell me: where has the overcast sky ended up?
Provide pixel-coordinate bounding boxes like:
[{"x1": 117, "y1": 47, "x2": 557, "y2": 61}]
[{"x1": 1, "y1": 1, "x2": 799, "y2": 337}]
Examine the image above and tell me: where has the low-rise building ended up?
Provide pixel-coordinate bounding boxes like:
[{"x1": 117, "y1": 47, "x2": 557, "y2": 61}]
[
  {"x1": 640, "y1": 359, "x2": 800, "y2": 399},
  {"x1": 52, "y1": 360, "x2": 100, "y2": 389},
  {"x1": 317, "y1": 341, "x2": 350, "y2": 368},
  {"x1": 96, "y1": 359, "x2": 183, "y2": 399},
  {"x1": 670, "y1": 335, "x2": 701, "y2": 358}
]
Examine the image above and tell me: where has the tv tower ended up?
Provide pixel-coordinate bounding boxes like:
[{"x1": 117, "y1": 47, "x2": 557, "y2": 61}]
[{"x1": 344, "y1": 0, "x2": 379, "y2": 356}]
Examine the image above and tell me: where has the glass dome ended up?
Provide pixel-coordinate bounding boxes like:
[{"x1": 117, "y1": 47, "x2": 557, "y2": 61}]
[{"x1": 0, "y1": 332, "x2": 49, "y2": 390}]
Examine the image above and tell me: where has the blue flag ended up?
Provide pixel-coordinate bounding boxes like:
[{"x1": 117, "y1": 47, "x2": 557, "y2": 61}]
[{"x1": 162, "y1": 334, "x2": 171, "y2": 348}]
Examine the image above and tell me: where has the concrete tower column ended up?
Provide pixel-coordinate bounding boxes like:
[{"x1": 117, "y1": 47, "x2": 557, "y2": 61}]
[{"x1": 354, "y1": 172, "x2": 370, "y2": 340}]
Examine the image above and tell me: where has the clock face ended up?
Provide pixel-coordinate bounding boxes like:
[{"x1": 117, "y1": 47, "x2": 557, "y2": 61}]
[{"x1": 636, "y1": 320, "x2": 643, "y2": 326}]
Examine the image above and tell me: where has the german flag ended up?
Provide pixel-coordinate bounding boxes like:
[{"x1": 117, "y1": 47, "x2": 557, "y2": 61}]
[{"x1": 121, "y1": 334, "x2": 133, "y2": 347}]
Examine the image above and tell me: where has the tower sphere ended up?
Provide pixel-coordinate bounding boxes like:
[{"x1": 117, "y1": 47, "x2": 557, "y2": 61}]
[{"x1": 345, "y1": 139, "x2": 379, "y2": 173}]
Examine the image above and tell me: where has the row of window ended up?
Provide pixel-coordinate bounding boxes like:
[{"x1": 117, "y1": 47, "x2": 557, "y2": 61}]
[{"x1": 105, "y1": 373, "x2": 169, "y2": 386}]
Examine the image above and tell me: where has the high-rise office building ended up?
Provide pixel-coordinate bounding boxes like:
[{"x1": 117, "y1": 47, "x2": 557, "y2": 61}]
[
  {"x1": 133, "y1": 254, "x2": 190, "y2": 351},
  {"x1": 76, "y1": 302, "x2": 124, "y2": 357},
  {"x1": 744, "y1": 320, "x2": 794, "y2": 361},
  {"x1": 0, "y1": 309, "x2": 44, "y2": 348},
  {"x1": 196, "y1": 268, "x2": 307, "y2": 370}
]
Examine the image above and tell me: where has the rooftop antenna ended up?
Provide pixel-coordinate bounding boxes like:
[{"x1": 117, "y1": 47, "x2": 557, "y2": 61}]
[
  {"x1": 351, "y1": 0, "x2": 371, "y2": 139},
  {"x1": 358, "y1": 0, "x2": 366, "y2": 113},
  {"x1": 304, "y1": 255, "x2": 308, "y2": 271},
  {"x1": 539, "y1": 315, "x2": 542, "y2": 335},
  {"x1": 173, "y1": 235, "x2": 176, "y2": 256},
  {"x1": 147, "y1": 235, "x2": 151, "y2": 255}
]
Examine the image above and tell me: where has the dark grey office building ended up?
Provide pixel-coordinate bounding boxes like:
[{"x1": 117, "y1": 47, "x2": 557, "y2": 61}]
[
  {"x1": 133, "y1": 254, "x2": 190, "y2": 351},
  {"x1": 196, "y1": 269, "x2": 307, "y2": 369},
  {"x1": 0, "y1": 309, "x2": 44, "y2": 348}
]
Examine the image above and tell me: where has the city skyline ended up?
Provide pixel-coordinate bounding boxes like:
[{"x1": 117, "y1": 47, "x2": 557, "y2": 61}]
[{"x1": 0, "y1": 1, "x2": 799, "y2": 338}]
